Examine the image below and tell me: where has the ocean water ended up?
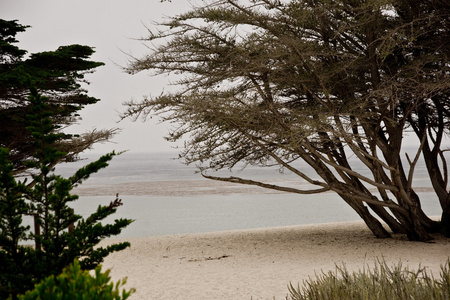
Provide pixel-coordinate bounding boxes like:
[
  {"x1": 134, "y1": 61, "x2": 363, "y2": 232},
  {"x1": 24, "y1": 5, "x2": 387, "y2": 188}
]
[{"x1": 52, "y1": 150, "x2": 442, "y2": 238}]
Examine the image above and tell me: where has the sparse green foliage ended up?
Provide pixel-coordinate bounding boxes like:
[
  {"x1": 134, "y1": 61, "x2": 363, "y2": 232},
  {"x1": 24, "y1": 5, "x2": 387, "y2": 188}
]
[
  {"x1": 16, "y1": 259, "x2": 135, "y2": 300},
  {"x1": 0, "y1": 89, "x2": 133, "y2": 299}
]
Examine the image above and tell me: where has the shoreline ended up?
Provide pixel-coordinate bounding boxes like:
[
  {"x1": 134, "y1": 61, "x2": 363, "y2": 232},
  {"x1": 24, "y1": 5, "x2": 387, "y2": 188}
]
[{"x1": 99, "y1": 220, "x2": 450, "y2": 299}]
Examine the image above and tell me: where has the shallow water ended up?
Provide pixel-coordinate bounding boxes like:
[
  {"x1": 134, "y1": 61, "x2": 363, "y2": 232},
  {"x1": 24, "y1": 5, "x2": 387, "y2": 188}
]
[{"x1": 49, "y1": 151, "x2": 443, "y2": 238}]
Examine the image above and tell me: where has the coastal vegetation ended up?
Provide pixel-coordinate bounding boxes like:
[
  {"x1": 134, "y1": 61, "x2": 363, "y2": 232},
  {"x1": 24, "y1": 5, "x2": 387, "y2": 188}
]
[
  {"x1": 123, "y1": 0, "x2": 450, "y2": 241},
  {"x1": 288, "y1": 259, "x2": 450, "y2": 300},
  {"x1": 16, "y1": 260, "x2": 135, "y2": 300},
  {"x1": 0, "y1": 20, "x2": 133, "y2": 299}
]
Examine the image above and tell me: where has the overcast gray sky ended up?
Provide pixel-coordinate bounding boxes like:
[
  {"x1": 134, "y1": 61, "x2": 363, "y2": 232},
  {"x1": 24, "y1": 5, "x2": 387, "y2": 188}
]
[{"x1": 2, "y1": 0, "x2": 193, "y2": 154}]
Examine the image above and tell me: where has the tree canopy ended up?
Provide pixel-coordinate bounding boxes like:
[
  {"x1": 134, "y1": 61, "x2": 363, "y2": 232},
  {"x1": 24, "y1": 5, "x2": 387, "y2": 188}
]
[
  {"x1": 0, "y1": 19, "x2": 118, "y2": 175},
  {"x1": 123, "y1": 0, "x2": 450, "y2": 241}
]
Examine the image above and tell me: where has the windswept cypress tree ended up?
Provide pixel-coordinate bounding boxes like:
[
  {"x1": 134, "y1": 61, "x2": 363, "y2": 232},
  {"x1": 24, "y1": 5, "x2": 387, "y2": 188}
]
[{"x1": 124, "y1": 0, "x2": 450, "y2": 241}]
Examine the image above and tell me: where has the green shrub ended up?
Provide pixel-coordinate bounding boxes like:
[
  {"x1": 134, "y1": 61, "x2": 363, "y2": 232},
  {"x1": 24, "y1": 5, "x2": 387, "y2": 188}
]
[
  {"x1": 288, "y1": 259, "x2": 450, "y2": 300},
  {"x1": 16, "y1": 260, "x2": 135, "y2": 300}
]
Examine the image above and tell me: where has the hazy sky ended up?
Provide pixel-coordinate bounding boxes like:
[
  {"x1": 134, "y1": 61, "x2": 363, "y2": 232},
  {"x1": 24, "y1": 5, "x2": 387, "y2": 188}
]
[{"x1": 2, "y1": 0, "x2": 193, "y2": 154}]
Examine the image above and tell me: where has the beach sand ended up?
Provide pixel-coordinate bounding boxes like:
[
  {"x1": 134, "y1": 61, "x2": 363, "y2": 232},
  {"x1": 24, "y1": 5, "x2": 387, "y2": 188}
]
[{"x1": 99, "y1": 221, "x2": 450, "y2": 300}]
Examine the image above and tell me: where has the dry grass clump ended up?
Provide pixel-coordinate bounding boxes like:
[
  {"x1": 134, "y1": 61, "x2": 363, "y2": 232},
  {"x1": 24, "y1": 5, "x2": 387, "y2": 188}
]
[{"x1": 288, "y1": 259, "x2": 450, "y2": 300}]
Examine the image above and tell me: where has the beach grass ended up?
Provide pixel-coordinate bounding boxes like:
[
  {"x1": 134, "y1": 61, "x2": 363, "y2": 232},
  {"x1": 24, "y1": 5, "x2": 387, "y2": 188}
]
[{"x1": 287, "y1": 259, "x2": 450, "y2": 300}]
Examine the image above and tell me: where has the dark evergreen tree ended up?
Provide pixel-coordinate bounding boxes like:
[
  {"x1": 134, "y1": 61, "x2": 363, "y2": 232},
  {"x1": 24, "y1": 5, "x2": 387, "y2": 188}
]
[
  {"x1": 0, "y1": 148, "x2": 34, "y2": 298},
  {"x1": 0, "y1": 19, "x2": 118, "y2": 175},
  {"x1": 0, "y1": 88, "x2": 133, "y2": 299}
]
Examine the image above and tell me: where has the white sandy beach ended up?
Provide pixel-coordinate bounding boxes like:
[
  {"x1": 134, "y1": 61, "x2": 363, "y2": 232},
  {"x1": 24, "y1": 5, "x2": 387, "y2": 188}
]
[{"x1": 99, "y1": 221, "x2": 450, "y2": 300}]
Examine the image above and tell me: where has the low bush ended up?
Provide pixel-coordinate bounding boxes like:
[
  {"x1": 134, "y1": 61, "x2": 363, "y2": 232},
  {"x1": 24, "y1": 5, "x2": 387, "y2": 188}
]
[
  {"x1": 16, "y1": 260, "x2": 135, "y2": 300},
  {"x1": 288, "y1": 259, "x2": 450, "y2": 300}
]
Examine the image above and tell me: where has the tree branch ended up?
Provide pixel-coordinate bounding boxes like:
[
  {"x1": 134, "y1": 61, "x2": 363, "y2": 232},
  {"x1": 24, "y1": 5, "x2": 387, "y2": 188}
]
[{"x1": 202, "y1": 173, "x2": 330, "y2": 194}]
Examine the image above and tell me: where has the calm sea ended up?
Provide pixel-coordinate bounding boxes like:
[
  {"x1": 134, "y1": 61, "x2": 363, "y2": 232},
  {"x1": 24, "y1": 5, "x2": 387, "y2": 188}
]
[{"x1": 52, "y1": 150, "x2": 442, "y2": 238}]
